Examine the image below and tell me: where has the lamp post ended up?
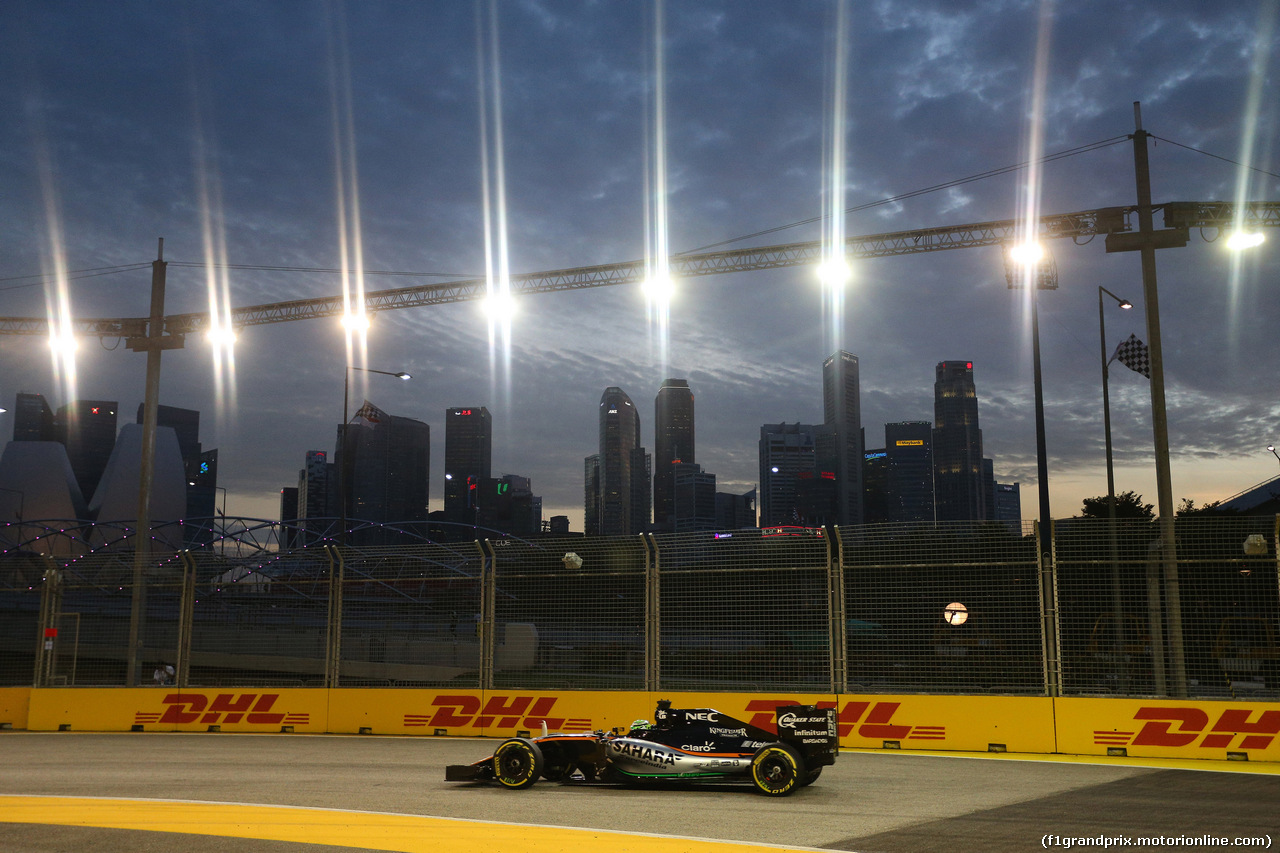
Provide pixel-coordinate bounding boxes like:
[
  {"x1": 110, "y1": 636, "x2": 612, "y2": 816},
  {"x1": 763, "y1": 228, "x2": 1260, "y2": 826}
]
[
  {"x1": 215, "y1": 486, "x2": 228, "y2": 557},
  {"x1": 0, "y1": 486, "x2": 23, "y2": 531},
  {"x1": 1004, "y1": 241, "x2": 1060, "y2": 695},
  {"x1": 339, "y1": 366, "x2": 411, "y2": 544},
  {"x1": 1099, "y1": 285, "x2": 1133, "y2": 688}
]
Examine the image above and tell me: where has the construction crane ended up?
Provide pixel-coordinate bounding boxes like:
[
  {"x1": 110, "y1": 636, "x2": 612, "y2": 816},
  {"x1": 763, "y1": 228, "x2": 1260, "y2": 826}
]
[{"x1": 0, "y1": 200, "x2": 1276, "y2": 339}]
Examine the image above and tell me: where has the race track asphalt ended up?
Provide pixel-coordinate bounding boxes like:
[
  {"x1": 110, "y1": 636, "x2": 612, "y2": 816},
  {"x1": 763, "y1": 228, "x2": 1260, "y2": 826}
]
[{"x1": 0, "y1": 732, "x2": 1276, "y2": 853}]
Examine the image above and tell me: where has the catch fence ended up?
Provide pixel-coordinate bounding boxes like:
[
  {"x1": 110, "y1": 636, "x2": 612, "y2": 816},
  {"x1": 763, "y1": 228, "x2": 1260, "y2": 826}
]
[{"x1": 2, "y1": 516, "x2": 1276, "y2": 699}]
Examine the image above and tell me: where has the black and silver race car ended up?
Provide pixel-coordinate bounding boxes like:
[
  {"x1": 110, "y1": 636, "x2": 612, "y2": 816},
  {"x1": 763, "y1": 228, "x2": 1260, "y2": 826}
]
[{"x1": 445, "y1": 699, "x2": 838, "y2": 797}]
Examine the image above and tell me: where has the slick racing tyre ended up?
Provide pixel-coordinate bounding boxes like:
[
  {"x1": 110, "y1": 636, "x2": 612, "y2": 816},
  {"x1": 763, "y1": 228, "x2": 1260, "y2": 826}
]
[
  {"x1": 750, "y1": 743, "x2": 804, "y2": 797},
  {"x1": 492, "y1": 738, "x2": 544, "y2": 789}
]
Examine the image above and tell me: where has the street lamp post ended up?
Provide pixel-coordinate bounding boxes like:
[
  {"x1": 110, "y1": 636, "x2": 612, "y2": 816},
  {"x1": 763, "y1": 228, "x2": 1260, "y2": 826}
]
[
  {"x1": 1004, "y1": 241, "x2": 1060, "y2": 696},
  {"x1": 215, "y1": 486, "x2": 228, "y2": 557},
  {"x1": 1099, "y1": 285, "x2": 1133, "y2": 689},
  {"x1": 339, "y1": 366, "x2": 411, "y2": 545},
  {"x1": 1268, "y1": 445, "x2": 1280, "y2": 469}
]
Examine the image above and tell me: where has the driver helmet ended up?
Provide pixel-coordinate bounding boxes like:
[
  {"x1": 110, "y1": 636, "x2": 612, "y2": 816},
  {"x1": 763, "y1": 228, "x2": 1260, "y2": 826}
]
[{"x1": 628, "y1": 719, "x2": 652, "y2": 733}]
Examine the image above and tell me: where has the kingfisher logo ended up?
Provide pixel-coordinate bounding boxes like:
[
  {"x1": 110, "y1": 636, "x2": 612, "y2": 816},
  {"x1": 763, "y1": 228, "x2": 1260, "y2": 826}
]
[
  {"x1": 1094, "y1": 707, "x2": 1280, "y2": 751},
  {"x1": 745, "y1": 699, "x2": 945, "y2": 742},
  {"x1": 404, "y1": 695, "x2": 593, "y2": 732},
  {"x1": 134, "y1": 693, "x2": 309, "y2": 726}
]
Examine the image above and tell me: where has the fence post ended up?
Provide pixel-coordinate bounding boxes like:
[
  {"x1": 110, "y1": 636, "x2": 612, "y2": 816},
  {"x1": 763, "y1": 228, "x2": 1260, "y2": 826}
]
[
  {"x1": 643, "y1": 533, "x2": 661, "y2": 692},
  {"x1": 478, "y1": 539, "x2": 496, "y2": 690},
  {"x1": 324, "y1": 545, "x2": 345, "y2": 688},
  {"x1": 1036, "y1": 519, "x2": 1062, "y2": 696},
  {"x1": 33, "y1": 555, "x2": 61, "y2": 687},
  {"x1": 1145, "y1": 539, "x2": 1168, "y2": 696},
  {"x1": 176, "y1": 550, "x2": 195, "y2": 688},
  {"x1": 828, "y1": 526, "x2": 848, "y2": 694}
]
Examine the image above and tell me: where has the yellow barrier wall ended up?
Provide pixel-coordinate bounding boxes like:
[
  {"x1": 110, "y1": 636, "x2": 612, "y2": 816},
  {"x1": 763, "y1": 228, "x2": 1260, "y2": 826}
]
[
  {"x1": 0, "y1": 687, "x2": 31, "y2": 729},
  {"x1": 16, "y1": 688, "x2": 1277, "y2": 764},
  {"x1": 27, "y1": 688, "x2": 331, "y2": 733},
  {"x1": 1056, "y1": 697, "x2": 1280, "y2": 761}
]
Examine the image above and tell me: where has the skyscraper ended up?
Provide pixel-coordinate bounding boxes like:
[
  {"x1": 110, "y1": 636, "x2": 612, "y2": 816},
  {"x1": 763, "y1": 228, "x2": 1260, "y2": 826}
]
[
  {"x1": 339, "y1": 401, "x2": 430, "y2": 537},
  {"x1": 759, "y1": 422, "x2": 822, "y2": 526},
  {"x1": 823, "y1": 351, "x2": 863, "y2": 526},
  {"x1": 885, "y1": 421, "x2": 935, "y2": 523},
  {"x1": 56, "y1": 400, "x2": 118, "y2": 503},
  {"x1": 653, "y1": 378, "x2": 694, "y2": 532},
  {"x1": 12, "y1": 392, "x2": 55, "y2": 441},
  {"x1": 298, "y1": 449, "x2": 336, "y2": 543},
  {"x1": 586, "y1": 387, "x2": 649, "y2": 535},
  {"x1": 443, "y1": 406, "x2": 492, "y2": 522},
  {"x1": 671, "y1": 461, "x2": 716, "y2": 532},
  {"x1": 584, "y1": 455, "x2": 601, "y2": 535},
  {"x1": 933, "y1": 361, "x2": 986, "y2": 521}
]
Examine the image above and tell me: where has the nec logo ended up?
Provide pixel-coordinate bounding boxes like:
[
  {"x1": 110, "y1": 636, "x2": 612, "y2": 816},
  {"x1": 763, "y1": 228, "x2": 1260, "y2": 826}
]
[
  {"x1": 745, "y1": 699, "x2": 945, "y2": 742},
  {"x1": 405, "y1": 695, "x2": 593, "y2": 731},
  {"x1": 1095, "y1": 707, "x2": 1280, "y2": 751},
  {"x1": 134, "y1": 693, "x2": 310, "y2": 726}
]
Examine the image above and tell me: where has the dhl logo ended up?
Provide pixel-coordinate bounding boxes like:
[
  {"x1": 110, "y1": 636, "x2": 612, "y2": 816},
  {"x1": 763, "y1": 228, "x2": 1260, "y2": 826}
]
[
  {"x1": 745, "y1": 699, "x2": 945, "y2": 741},
  {"x1": 1094, "y1": 706, "x2": 1280, "y2": 751},
  {"x1": 134, "y1": 693, "x2": 310, "y2": 726},
  {"x1": 407, "y1": 695, "x2": 593, "y2": 731}
]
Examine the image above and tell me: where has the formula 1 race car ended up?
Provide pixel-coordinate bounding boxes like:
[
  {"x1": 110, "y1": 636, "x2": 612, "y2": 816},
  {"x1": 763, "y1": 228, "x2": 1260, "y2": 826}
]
[{"x1": 445, "y1": 700, "x2": 838, "y2": 797}]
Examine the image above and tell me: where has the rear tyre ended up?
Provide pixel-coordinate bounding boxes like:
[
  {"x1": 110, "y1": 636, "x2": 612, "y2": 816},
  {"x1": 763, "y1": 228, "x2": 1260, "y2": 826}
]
[
  {"x1": 750, "y1": 743, "x2": 804, "y2": 797},
  {"x1": 492, "y1": 738, "x2": 544, "y2": 789}
]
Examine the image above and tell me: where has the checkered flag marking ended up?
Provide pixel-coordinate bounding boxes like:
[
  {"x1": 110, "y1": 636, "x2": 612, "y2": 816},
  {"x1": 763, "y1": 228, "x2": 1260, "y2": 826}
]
[{"x1": 1109, "y1": 334, "x2": 1150, "y2": 378}]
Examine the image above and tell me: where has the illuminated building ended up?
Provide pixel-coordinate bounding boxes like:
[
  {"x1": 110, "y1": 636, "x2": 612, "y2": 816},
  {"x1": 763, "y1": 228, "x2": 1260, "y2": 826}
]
[
  {"x1": 933, "y1": 361, "x2": 986, "y2": 521},
  {"x1": 654, "y1": 378, "x2": 694, "y2": 532},
  {"x1": 56, "y1": 399, "x2": 118, "y2": 503},
  {"x1": 585, "y1": 387, "x2": 650, "y2": 535},
  {"x1": 885, "y1": 421, "x2": 935, "y2": 523},
  {"x1": 758, "y1": 422, "x2": 834, "y2": 526},
  {"x1": 339, "y1": 401, "x2": 430, "y2": 541},
  {"x1": 12, "y1": 392, "x2": 55, "y2": 442},
  {"x1": 443, "y1": 406, "x2": 492, "y2": 523},
  {"x1": 823, "y1": 351, "x2": 863, "y2": 526}
]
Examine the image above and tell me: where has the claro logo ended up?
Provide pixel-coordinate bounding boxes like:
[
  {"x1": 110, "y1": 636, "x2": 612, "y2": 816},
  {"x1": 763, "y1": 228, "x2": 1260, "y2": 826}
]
[
  {"x1": 405, "y1": 695, "x2": 593, "y2": 731},
  {"x1": 135, "y1": 693, "x2": 310, "y2": 726},
  {"x1": 746, "y1": 699, "x2": 945, "y2": 742},
  {"x1": 1095, "y1": 707, "x2": 1280, "y2": 751}
]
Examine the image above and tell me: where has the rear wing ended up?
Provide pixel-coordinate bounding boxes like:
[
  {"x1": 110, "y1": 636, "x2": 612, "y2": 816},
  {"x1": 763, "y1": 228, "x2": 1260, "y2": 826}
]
[{"x1": 775, "y1": 705, "x2": 838, "y2": 767}]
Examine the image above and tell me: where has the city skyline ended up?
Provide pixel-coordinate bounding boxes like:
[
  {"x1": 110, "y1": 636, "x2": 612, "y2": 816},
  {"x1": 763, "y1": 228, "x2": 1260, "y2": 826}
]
[{"x1": 2, "y1": 3, "x2": 1278, "y2": 531}]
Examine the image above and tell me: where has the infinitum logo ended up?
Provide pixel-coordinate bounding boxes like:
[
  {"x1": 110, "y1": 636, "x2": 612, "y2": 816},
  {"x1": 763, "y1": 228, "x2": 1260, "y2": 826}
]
[{"x1": 745, "y1": 699, "x2": 945, "y2": 741}]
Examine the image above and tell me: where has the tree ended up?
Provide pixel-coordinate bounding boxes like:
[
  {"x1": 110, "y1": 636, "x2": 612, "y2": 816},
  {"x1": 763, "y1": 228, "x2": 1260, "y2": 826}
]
[
  {"x1": 1077, "y1": 490, "x2": 1154, "y2": 519},
  {"x1": 1175, "y1": 498, "x2": 1239, "y2": 516}
]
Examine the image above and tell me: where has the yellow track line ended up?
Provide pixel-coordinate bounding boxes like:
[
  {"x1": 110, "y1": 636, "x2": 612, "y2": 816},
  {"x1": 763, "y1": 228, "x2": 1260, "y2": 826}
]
[{"x1": 0, "y1": 796, "x2": 822, "y2": 853}]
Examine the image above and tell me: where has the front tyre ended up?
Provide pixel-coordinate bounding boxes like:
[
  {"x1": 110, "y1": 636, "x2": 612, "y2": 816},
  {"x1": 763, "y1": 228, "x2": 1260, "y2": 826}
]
[
  {"x1": 750, "y1": 743, "x2": 804, "y2": 797},
  {"x1": 492, "y1": 738, "x2": 544, "y2": 789}
]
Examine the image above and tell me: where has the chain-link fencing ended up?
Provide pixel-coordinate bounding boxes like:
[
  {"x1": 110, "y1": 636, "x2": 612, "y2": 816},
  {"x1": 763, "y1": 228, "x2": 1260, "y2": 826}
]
[{"x1": 2, "y1": 516, "x2": 1276, "y2": 699}]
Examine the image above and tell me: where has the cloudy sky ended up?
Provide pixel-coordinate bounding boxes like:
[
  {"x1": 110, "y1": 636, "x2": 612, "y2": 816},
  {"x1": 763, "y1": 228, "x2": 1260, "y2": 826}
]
[{"x1": 2, "y1": 0, "x2": 1278, "y2": 529}]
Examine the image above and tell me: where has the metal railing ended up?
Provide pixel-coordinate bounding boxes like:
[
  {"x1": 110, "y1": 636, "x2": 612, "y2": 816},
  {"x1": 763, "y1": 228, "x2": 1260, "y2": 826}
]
[{"x1": 2, "y1": 515, "x2": 1276, "y2": 699}]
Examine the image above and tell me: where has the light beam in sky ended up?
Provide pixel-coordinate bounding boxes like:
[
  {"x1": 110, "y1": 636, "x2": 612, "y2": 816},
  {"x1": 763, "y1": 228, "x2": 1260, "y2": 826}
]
[
  {"x1": 1225, "y1": 0, "x2": 1277, "y2": 347},
  {"x1": 186, "y1": 34, "x2": 238, "y2": 425},
  {"x1": 477, "y1": 0, "x2": 513, "y2": 415},
  {"x1": 820, "y1": 0, "x2": 851, "y2": 356},
  {"x1": 326, "y1": 1, "x2": 369, "y2": 402},
  {"x1": 643, "y1": 0, "x2": 671, "y2": 373}
]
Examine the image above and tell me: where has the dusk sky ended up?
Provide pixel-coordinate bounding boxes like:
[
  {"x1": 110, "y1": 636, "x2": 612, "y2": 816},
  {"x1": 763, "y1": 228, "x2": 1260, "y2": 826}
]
[{"x1": 2, "y1": 1, "x2": 1278, "y2": 530}]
